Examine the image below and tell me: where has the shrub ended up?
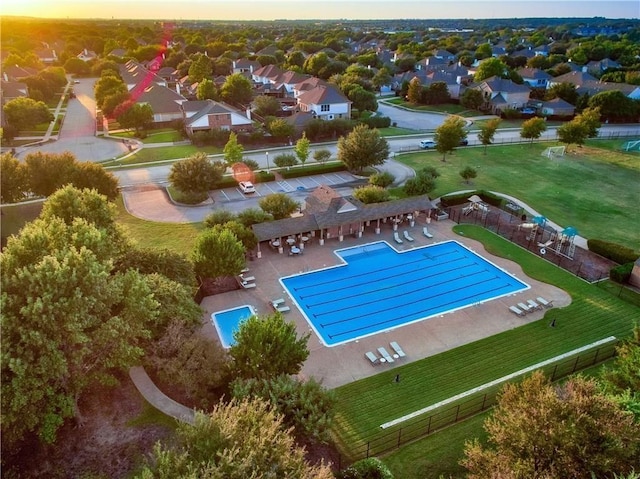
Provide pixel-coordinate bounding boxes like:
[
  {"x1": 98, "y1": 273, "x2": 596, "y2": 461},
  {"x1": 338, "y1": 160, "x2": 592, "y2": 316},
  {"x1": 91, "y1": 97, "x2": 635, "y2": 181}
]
[
  {"x1": 337, "y1": 457, "x2": 394, "y2": 479},
  {"x1": 369, "y1": 171, "x2": 395, "y2": 188},
  {"x1": 588, "y1": 239, "x2": 640, "y2": 265},
  {"x1": 280, "y1": 162, "x2": 347, "y2": 179},
  {"x1": 273, "y1": 153, "x2": 298, "y2": 168},
  {"x1": 609, "y1": 262, "x2": 634, "y2": 284},
  {"x1": 168, "y1": 187, "x2": 209, "y2": 205},
  {"x1": 360, "y1": 116, "x2": 391, "y2": 128}
]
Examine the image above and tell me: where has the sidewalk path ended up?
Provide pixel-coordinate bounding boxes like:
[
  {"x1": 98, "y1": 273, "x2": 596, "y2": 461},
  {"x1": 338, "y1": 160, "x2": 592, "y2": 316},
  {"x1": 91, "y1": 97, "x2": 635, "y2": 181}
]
[{"x1": 129, "y1": 366, "x2": 195, "y2": 425}]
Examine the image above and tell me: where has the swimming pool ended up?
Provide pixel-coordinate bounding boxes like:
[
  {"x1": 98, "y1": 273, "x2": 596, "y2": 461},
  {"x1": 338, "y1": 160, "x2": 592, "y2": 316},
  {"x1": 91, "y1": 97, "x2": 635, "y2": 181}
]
[
  {"x1": 281, "y1": 241, "x2": 529, "y2": 347},
  {"x1": 211, "y1": 305, "x2": 256, "y2": 348}
]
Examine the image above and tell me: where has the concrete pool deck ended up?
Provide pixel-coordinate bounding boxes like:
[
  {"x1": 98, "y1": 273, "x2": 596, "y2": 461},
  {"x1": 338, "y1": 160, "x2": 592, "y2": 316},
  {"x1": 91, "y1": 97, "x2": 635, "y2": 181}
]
[{"x1": 199, "y1": 219, "x2": 570, "y2": 389}]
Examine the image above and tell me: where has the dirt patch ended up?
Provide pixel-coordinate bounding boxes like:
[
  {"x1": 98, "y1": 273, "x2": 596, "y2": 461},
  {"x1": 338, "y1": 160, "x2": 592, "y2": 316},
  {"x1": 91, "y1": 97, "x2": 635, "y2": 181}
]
[{"x1": 4, "y1": 376, "x2": 172, "y2": 479}]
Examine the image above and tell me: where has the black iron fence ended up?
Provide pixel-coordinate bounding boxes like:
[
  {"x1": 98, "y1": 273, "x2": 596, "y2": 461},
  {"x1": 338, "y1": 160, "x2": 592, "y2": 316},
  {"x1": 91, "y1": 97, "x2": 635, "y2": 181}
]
[{"x1": 337, "y1": 341, "x2": 617, "y2": 463}]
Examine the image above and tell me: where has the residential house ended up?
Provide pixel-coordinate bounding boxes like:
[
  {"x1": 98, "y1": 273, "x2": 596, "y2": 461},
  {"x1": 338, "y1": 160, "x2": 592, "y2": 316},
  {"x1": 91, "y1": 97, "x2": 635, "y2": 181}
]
[
  {"x1": 252, "y1": 64, "x2": 284, "y2": 86},
  {"x1": 540, "y1": 97, "x2": 576, "y2": 117},
  {"x1": 1, "y1": 80, "x2": 29, "y2": 102},
  {"x1": 583, "y1": 58, "x2": 621, "y2": 75},
  {"x1": 129, "y1": 83, "x2": 187, "y2": 123},
  {"x1": 35, "y1": 48, "x2": 58, "y2": 64},
  {"x1": 518, "y1": 67, "x2": 553, "y2": 89},
  {"x1": 108, "y1": 49, "x2": 128, "y2": 59},
  {"x1": 473, "y1": 76, "x2": 531, "y2": 114},
  {"x1": 296, "y1": 84, "x2": 351, "y2": 120},
  {"x1": 2, "y1": 65, "x2": 38, "y2": 81},
  {"x1": 548, "y1": 70, "x2": 598, "y2": 89},
  {"x1": 423, "y1": 70, "x2": 462, "y2": 99},
  {"x1": 232, "y1": 59, "x2": 262, "y2": 75},
  {"x1": 181, "y1": 99, "x2": 253, "y2": 136},
  {"x1": 157, "y1": 67, "x2": 181, "y2": 89},
  {"x1": 120, "y1": 60, "x2": 167, "y2": 90},
  {"x1": 432, "y1": 49, "x2": 456, "y2": 62},
  {"x1": 77, "y1": 49, "x2": 98, "y2": 62}
]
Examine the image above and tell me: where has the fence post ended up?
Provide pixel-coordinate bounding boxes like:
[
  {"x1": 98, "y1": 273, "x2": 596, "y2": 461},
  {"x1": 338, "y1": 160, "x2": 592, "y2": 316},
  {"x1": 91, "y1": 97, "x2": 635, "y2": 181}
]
[
  {"x1": 593, "y1": 347, "x2": 599, "y2": 365},
  {"x1": 426, "y1": 415, "x2": 432, "y2": 435},
  {"x1": 572, "y1": 356, "x2": 580, "y2": 373},
  {"x1": 455, "y1": 404, "x2": 461, "y2": 422},
  {"x1": 397, "y1": 427, "x2": 402, "y2": 448},
  {"x1": 481, "y1": 393, "x2": 487, "y2": 410},
  {"x1": 366, "y1": 441, "x2": 370, "y2": 459},
  {"x1": 551, "y1": 364, "x2": 558, "y2": 381}
]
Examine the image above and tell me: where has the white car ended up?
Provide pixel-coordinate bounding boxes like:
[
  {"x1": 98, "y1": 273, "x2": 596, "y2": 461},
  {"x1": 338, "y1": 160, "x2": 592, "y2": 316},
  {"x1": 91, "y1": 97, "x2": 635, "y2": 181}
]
[
  {"x1": 419, "y1": 140, "x2": 436, "y2": 149},
  {"x1": 238, "y1": 181, "x2": 256, "y2": 194}
]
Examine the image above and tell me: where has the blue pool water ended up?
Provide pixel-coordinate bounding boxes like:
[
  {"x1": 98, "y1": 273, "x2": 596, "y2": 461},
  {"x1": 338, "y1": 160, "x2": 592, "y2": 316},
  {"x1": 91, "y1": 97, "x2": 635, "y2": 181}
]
[
  {"x1": 211, "y1": 305, "x2": 256, "y2": 348},
  {"x1": 281, "y1": 241, "x2": 529, "y2": 347}
]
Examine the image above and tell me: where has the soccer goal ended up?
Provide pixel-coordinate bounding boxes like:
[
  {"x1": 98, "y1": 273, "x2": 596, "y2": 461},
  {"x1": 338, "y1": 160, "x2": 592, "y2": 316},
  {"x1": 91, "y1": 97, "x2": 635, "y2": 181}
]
[
  {"x1": 622, "y1": 140, "x2": 640, "y2": 152},
  {"x1": 541, "y1": 146, "x2": 566, "y2": 159}
]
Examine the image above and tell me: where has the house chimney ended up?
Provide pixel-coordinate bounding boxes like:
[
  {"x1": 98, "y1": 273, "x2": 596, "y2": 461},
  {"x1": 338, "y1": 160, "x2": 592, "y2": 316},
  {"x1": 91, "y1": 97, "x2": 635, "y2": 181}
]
[{"x1": 246, "y1": 108, "x2": 251, "y2": 120}]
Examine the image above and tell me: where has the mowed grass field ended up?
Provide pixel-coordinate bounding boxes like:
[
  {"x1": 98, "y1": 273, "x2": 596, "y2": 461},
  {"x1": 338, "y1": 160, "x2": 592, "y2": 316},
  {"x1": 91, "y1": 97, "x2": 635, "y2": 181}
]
[
  {"x1": 398, "y1": 141, "x2": 640, "y2": 250},
  {"x1": 331, "y1": 225, "x2": 638, "y2": 468}
]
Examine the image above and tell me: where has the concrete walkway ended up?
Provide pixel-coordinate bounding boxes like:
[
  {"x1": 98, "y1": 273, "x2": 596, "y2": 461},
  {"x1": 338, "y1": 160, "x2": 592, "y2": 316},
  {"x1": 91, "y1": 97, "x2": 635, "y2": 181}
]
[{"x1": 129, "y1": 366, "x2": 195, "y2": 425}]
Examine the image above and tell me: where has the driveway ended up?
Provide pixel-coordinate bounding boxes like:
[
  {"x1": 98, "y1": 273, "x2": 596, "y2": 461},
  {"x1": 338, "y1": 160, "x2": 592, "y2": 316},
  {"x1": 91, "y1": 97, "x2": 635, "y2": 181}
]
[
  {"x1": 376, "y1": 100, "x2": 449, "y2": 131},
  {"x1": 15, "y1": 78, "x2": 128, "y2": 162}
]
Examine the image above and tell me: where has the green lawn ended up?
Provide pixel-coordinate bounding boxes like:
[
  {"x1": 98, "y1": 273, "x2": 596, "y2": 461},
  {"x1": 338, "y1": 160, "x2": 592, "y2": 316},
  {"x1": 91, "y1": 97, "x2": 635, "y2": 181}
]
[
  {"x1": 115, "y1": 197, "x2": 204, "y2": 255},
  {"x1": 331, "y1": 224, "x2": 638, "y2": 462},
  {"x1": 384, "y1": 99, "x2": 477, "y2": 117},
  {"x1": 398, "y1": 142, "x2": 640, "y2": 250},
  {"x1": 110, "y1": 128, "x2": 185, "y2": 144},
  {"x1": 110, "y1": 145, "x2": 223, "y2": 166}
]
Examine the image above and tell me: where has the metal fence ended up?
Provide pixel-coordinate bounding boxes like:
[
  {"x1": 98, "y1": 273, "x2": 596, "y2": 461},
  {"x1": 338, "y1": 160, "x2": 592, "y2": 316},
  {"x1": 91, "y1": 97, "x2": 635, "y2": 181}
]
[{"x1": 338, "y1": 341, "x2": 617, "y2": 463}]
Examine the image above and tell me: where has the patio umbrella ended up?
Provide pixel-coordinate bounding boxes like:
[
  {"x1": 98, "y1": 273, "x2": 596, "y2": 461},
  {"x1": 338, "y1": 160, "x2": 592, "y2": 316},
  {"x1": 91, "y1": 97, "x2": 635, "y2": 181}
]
[
  {"x1": 562, "y1": 226, "x2": 578, "y2": 237},
  {"x1": 533, "y1": 215, "x2": 547, "y2": 226}
]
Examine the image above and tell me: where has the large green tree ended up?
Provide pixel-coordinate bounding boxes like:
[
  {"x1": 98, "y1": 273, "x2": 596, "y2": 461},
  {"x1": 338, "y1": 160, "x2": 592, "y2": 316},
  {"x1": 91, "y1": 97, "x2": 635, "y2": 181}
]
[
  {"x1": 25, "y1": 151, "x2": 78, "y2": 197},
  {"x1": 259, "y1": 192, "x2": 300, "y2": 220},
  {"x1": 169, "y1": 152, "x2": 225, "y2": 194},
  {"x1": 434, "y1": 115, "x2": 467, "y2": 161},
  {"x1": 2, "y1": 97, "x2": 54, "y2": 130},
  {"x1": 229, "y1": 313, "x2": 310, "y2": 380},
  {"x1": 188, "y1": 53, "x2": 213, "y2": 84},
  {"x1": 520, "y1": 117, "x2": 547, "y2": 144},
  {"x1": 116, "y1": 103, "x2": 154, "y2": 137},
  {"x1": 462, "y1": 371, "x2": 640, "y2": 478},
  {"x1": 460, "y1": 88, "x2": 484, "y2": 111},
  {"x1": 1, "y1": 217, "x2": 158, "y2": 446},
  {"x1": 195, "y1": 78, "x2": 217, "y2": 101},
  {"x1": 0, "y1": 153, "x2": 28, "y2": 203},
  {"x1": 70, "y1": 162, "x2": 119, "y2": 200},
  {"x1": 135, "y1": 398, "x2": 333, "y2": 478},
  {"x1": 223, "y1": 131, "x2": 244, "y2": 166},
  {"x1": 337, "y1": 124, "x2": 389, "y2": 173},
  {"x1": 589, "y1": 90, "x2": 637, "y2": 122},
  {"x1": 474, "y1": 57, "x2": 507, "y2": 82},
  {"x1": 294, "y1": 132, "x2": 311, "y2": 165},
  {"x1": 191, "y1": 227, "x2": 245, "y2": 279},
  {"x1": 220, "y1": 72, "x2": 253, "y2": 106}
]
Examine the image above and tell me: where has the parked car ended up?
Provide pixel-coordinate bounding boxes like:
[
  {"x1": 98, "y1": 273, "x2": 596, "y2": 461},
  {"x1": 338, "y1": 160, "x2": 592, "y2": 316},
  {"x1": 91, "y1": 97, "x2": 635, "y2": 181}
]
[
  {"x1": 521, "y1": 107, "x2": 536, "y2": 115},
  {"x1": 238, "y1": 181, "x2": 256, "y2": 194},
  {"x1": 459, "y1": 139, "x2": 469, "y2": 146},
  {"x1": 419, "y1": 140, "x2": 436, "y2": 149}
]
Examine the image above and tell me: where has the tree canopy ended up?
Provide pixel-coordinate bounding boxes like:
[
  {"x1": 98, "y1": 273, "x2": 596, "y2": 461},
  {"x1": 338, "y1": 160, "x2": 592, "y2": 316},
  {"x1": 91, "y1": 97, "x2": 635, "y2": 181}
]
[
  {"x1": 191, "y1": 227, "x2": 245, "y2": 279},
  {"x1": 434, "y1": 115, "x2": 467, "y2": 161},
  {"x1": 337, "y1": 124, "x2": 389, "y2": 173},
  {"x1": 2, "y1": 97, "x2": 54, "y2": 130},
  {"x1": 520, "y1": 117, "x2": 547, "y2": 144},
  {"x1": 259, "y1": 192, "x2": 300, "y2": 220},
  {"x1": 169, "y1": 152, "x2": 225, "y2": 194}
]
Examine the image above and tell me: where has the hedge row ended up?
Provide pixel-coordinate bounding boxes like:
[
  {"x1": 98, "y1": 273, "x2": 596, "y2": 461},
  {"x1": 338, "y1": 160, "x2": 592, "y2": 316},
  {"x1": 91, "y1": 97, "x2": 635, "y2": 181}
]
[
  {"x1": 587, "y1": 239, "x2": 640, "y2": 265},
  {"x1": 609, "y1": 262, "x2": 635, "y2": 284},
  {"x1": 280, "y1": 162, "x2": 348, "y2": 179},
  {"x1": 440, "y1": 190, "x2": 504, "y2": 208}
]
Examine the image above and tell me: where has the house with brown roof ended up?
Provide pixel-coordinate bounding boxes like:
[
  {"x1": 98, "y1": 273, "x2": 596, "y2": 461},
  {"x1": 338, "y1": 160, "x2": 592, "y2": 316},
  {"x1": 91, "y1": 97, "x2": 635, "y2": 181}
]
[
  {"x1": 296, "y1": 84, "x2": 351, "y2": 120},
  {"x1": 181, "y1": 99, "x2": 253, "y2": 136},
  {"x1": 252, "y1": 64, "x2": 284, "y2": 86},
  {"x1": 77, "y1": 49, "x2": 98, "y2": 62},
  {"x1": 120, "y1": 60, "x2": 167, "y2": 90},
  {"x1": 540, "y1": 97, "x2": 575, "y2": 118},
  {"x1": 518, "y1": 67, "x2": 552, "y2": 89},
  {"x1": 472, "y1": 76, "x2": 531, "y2": 114},
  {"x1": 129, "y1": 83, "x2": 187, "y2": 123},
  {"x1": 251, "y1": 185, "x2": 435, "y2": 256},
  {"x1": 233, "y1": 59, "x2": 262, "y2": 75}
]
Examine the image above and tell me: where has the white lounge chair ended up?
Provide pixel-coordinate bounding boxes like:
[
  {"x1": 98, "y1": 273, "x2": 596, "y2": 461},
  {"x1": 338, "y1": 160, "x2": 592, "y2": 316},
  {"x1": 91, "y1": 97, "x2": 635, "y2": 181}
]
[
  {"x1": 378, "y1": 346, "x2": 395, "y2": 363},
  {"x1": 517, "y1": 302, "x2": 532, "y2": 313},
  {"x1": 423, "y1": 226, "x2": 433, "y2": 238},
  {"x1": 389, "y1": 341, "x2": 406, "y2": 358},
  {"x1": 365, "y1": 351, "x2": 381, "y2": 365},
  {"x1": 241, "y1": 282, "x2": 256, "y2": 289},
  {"x1": 403, "y1": 230, "x2": 414, "y2": 242},
  {"x1": 536, "y1": 296, "x2": 553, "y2": 308},
  {"x1": 393, "y1": 232, "x2": 403, "y2": 244},
  {"x1": 271, "y1": 298, "x2": 285, "y2": 307},
  {"x1": 240, "y1": 274, "x2": 255, "y2": 282},
  {"x1": 509, "y1": 305, "x2": 525, "y2": 317},
  {"x1": 527, "y1": 299, "x2": 542, "y2": 310},
  {"x1": 276, "y1": 305, "x2": 290, "y2": 313}
]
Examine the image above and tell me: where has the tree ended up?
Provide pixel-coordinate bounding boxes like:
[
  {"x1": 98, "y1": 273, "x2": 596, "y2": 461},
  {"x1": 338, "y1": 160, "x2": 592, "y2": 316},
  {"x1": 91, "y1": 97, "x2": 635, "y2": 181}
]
[
  {"x1": 348, "y1": 86, "x2": 378, "y2": 112},
  {"x1": 215, "y1": 221, "x2": 258, "y2": 252},
  {"x1": 1, "y1": 217, "x2": 158, "y2": 446},
  {"x1": 223, "y1": 131, "x2": 244, "y2": 165},
  {"x1": 220, "y1": 72, "x2": 253, "y2": 106},
  {"x1": 169, "y1": 152, "x2": 224, "y2": 194},
  {"x1": 294, "y1": 133, "x2": 311, "y2": 165},
  {"x1": 273, "y1": 153, "x2": 298, "y2": 168},
  {"x1": 372, "y1": 67, "x2": 393, "y2": 92},
  {"x1": 114, "y1": 247, "x2": 197, "y2": 288},
  {"x1": 546, "y1": 82, "x2": 578, "y2": 105},
  {"x1": 25, "y1": 151, "x2": 77, "y2": 197},
  {"x1": 229, "y1": 313, "x2": 310, "y2": 380},
  {"x1": 369, "y1": 171, "x2": 395, "y2": 188},
  {"x1": 259, "y1": 192, "x2": 300, "y2": 220},
  {"x1": 2, "y1": 97, "x2": 54, "y2": 130},
  {"x1": 557, "y1": 121, "x2": 589, "y2": 150},
  {"x1": 268, "y1": 117, "x2": 296, "y2": 140},
  {"x1": 474, "y1": 57, "x2": 507, "y2": 82},
  {"x1": 477, "y1": 118, "x2": 501, "y2": 154},
  {"x1": 135, "y1": 398, "x2": 333, "y2": 478},
  {"x1": 253, "y1": 95, "x2": 281, "y2": 117},
  {"x1": 461, "y1": 371, "x2": 640, "y2": 478},
  {"x1": 407, "y1": 77, "x2": 423, "y2": 104},
  {"x1": 576, "y1": 106, "x2": 601, "y2": 138},
  {"x1": 434, "y1": 115, "x2": 466, "y2": 161},
  {"x1": 94, "y1": 73, "x2": 127, "y2": 109},
  {"x1": 204, "y1": 209, "x2": 238, "y2": 228},
  {"x1": 520, "y1": 117, "x2": 547, "y2": 144},
  {"x1": 353, "y1": 185, "x2": 390, "y2": 204},
  {"x1": 231, "y1": 375, "x2": 336, "y2": 443},
  {"x1": 337, "y1": 124, "x2": 389, "y2": 174},
  {"x1": 195, "y1": 78, "x2": 217, "y2": 100},
  {"x1": 116, "y1": 103, "x2": 153, "y2": 137},
  {"x1": 460, "y1": 88, "x2": 484, "y2": 111},
  {"x1": 589, "y1": 90, "x2": 637, "y2": 122},
  {"x1": 191, "y1": 227, "x2": 245, "y2": 279},
  {"x1": 313, "y1": 148, "x2": 332, "y2": 164},
  {"x1": 101, "y1": 91, "x2": 131, "y2": 117},
  {"x1": 188, "y1": 53, "x2": 212, "y2": 84},
  {"x1": 460, "y1": 166, "x2": 478, "y2": 184},
  {"x1": 340, "y1": 458, "x2": 394, "y2": 479},
  {"x1": 0, "y1": 153, "x2": 29, "y2": 203},
  {"x1": 71, "y1": 161, "x2": 119, "y2": 200},
  {"x1": 403, "y1": 167, "x2": 439, "y2": 196}
]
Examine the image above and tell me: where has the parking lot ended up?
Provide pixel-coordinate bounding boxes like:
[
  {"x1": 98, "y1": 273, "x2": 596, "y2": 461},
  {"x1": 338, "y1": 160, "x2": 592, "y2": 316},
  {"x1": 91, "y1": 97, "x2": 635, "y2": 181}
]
[{"x1": 211, "y1": 171, "x2": 360, "y2": 203}]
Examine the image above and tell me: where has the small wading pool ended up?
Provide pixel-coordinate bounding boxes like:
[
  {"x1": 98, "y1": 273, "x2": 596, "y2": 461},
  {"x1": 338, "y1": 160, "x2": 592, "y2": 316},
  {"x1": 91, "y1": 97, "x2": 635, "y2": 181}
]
[
  {"x1": 281, "y1": 240, "x2": 529, "y2": 347},
  {"x1": 211, "y1": 305, "x2": 256, "y2": 348}
]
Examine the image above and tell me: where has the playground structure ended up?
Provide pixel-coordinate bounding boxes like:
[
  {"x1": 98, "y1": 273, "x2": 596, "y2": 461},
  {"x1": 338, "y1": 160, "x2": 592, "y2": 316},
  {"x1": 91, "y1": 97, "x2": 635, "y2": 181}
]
[
  {"x1": 622, "y1": 139, "x2": 640, "y2": 152},
  {"x1": 541, "y1": 145, "x2": 566, "y2": 159},
  {"x1": 517, "y1": 214, "x2": 578, "y2": 260},
  {"x1": 462, "y1": 195, "x2": 490, "y2": 219}
]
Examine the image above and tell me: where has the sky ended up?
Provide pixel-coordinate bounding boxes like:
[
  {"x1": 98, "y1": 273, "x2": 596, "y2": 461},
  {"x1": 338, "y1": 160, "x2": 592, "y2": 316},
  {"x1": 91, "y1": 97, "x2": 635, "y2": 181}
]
[{"x1": 2, "y1": 0, "x2": 639, "y2": 20}]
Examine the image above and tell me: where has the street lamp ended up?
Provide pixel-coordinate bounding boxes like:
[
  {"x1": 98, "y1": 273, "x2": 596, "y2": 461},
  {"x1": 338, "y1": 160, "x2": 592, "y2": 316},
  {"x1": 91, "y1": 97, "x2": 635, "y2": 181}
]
[{"x1": 265, "y1": 151, "x2": 270, "y2": 173}]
